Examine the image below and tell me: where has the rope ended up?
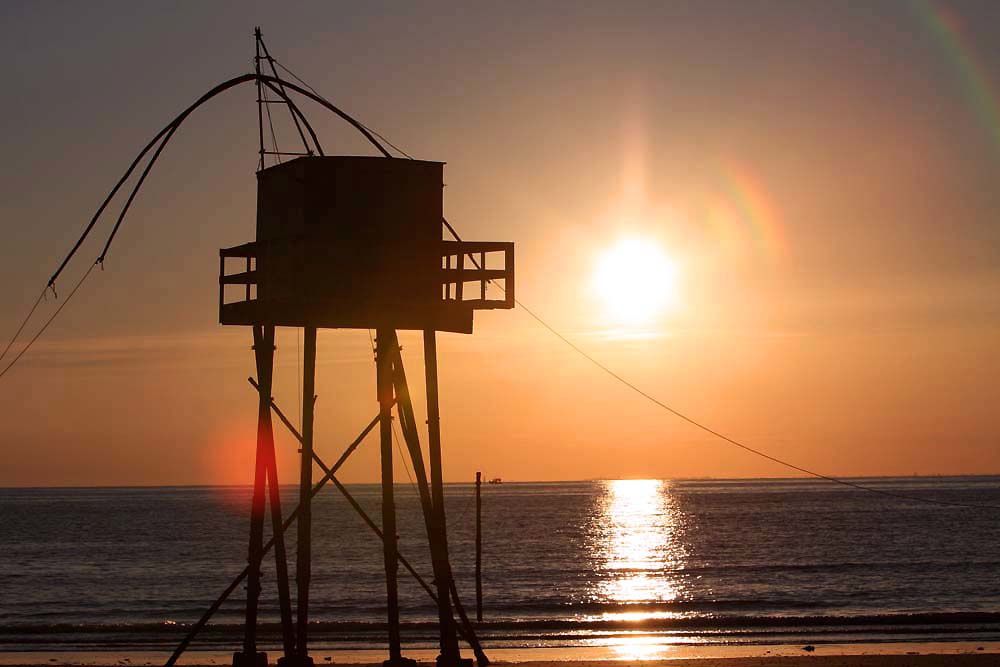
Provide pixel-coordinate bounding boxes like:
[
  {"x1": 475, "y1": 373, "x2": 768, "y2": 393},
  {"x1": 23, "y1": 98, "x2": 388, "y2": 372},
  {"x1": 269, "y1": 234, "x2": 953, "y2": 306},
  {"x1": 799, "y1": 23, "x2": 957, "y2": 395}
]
[
  {"x1": 1, "y1": 72, "x2": 372, "y2": 384},
  {"x1": 262, "y1": 83, "x2": 281, "y2": 165},
  {"x1": 8, "y1": 65, "x2": 994, "y2": 511},
  {"x1": 392, "y1": 417, "x2": 417, "y2": 488},
  {"x1": 98, "y1": 124, "x2": 178, "y2": 264},
  {"x1": 0, "y1": 263, "x2": 97, "y2": 381},
  {"x1": 441, "y1": 219, "x2": 1000, "y2": 512},
  {"x1": 49, "y1": 72, "x2": 386, "y2": 286},
  {"x1": 256, "y1": 32, "x2": 312, "y2": 156},
  {"x1": 0, "y1": 287, "x2": 47, "y2": 363},
  {"x1": 272, "y1": 60, "x2": 415, "y2": 160}
]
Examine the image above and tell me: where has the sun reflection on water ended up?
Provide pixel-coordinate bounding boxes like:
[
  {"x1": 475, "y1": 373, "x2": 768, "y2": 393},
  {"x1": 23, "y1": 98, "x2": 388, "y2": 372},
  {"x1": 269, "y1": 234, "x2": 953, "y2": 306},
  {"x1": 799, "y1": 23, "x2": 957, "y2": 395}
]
[
  {"x1": 609, "y1": 634, "x2": 673, "y2": 660},
  {"x1": 589, "y1": 479, "x2": 687, "y2": 620}
]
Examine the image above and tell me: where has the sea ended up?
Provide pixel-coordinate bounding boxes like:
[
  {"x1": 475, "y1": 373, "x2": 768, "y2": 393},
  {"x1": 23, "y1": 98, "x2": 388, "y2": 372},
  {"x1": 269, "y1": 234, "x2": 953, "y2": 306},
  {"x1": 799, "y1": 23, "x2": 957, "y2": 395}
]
[{"x1": 1, "y1": 477, "x2": 999, "y2": 656}]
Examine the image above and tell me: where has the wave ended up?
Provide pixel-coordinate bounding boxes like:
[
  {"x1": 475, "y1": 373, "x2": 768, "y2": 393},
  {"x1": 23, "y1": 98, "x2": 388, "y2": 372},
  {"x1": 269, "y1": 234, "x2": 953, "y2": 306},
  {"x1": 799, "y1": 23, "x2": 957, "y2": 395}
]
[{"x1": 3, "y1": 611, "x2": 1000, "y2": 637}]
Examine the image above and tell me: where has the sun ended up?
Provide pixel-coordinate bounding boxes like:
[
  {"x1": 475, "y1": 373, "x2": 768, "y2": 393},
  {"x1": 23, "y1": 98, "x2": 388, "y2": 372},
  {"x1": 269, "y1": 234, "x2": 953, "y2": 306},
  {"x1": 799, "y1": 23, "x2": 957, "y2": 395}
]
[{"x1": 591, "y1": 238, "x2": 679, "y2": 326}]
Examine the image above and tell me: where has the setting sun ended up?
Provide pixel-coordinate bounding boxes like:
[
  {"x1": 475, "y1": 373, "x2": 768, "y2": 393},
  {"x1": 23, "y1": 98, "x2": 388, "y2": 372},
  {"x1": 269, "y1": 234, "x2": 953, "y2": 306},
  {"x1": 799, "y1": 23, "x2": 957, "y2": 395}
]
[{"x1": 592, "y1": 238, "x2": 679, "y2": 326}]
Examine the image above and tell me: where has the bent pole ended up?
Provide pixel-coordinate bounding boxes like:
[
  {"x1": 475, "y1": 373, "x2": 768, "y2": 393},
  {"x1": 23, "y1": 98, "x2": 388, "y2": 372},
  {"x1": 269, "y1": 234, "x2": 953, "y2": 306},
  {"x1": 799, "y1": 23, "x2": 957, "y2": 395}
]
[
  {"x1": 163, "y1": 410, "x2": 382, "y2": 667},
  {"x1": 50, "y1": 71, "x2": 389, "y2": 288}
]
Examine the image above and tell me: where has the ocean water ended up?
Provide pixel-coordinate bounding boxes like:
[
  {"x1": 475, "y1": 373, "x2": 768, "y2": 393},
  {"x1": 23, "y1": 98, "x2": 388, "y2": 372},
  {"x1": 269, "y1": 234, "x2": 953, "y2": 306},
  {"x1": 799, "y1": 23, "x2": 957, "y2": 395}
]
[{"x1": 1, "y1": 477, "x2": 999, "y2": 654}]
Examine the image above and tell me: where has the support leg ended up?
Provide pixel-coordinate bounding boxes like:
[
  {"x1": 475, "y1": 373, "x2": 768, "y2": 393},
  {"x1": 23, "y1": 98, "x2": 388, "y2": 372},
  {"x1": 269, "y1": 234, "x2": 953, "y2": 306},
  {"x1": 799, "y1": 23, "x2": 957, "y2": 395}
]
[
  {"x1": 291, "y1": 327, "x2": 317, "y2": 667},
  {"x1": 237, "y1": 325, "x2": 273, "y2": 667},
  {"x1": 265, "y1": 458, "x2": 295, "y2": 659},
  {"x1": 389, "y1": 333, "x2": 478, "y2": 666},
  {"x1": 422, "y1": 331, "x2": 465, "y2": 666},
  {"x1": 396, "y1": 331, "x2": 460, "y2": 667},
  {"x1": 376, "y1": 329, "x2": 412, "y2": 667},
  {"x1": 166, "y1": 409, "x2": 383, "y2": 667},
  {"x1": 257, "y1": 327, "x2": 295, "y2": 660}
]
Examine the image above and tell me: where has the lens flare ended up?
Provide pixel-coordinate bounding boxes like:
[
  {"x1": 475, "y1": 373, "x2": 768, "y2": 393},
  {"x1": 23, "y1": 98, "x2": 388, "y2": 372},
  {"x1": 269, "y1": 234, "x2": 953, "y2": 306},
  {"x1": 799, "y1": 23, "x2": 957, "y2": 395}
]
[{"x1": 914, "y1": 0, "x2": 1000, "y2": 152}]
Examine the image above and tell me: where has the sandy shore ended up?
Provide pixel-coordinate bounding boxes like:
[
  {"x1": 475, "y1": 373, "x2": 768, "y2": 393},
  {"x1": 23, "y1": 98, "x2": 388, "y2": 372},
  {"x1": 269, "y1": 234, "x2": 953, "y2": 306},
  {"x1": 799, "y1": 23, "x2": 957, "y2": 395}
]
[
  {"x1": 0, "y1": 659, "x2": 997, "y2": 667},
  {"x1": 1, "y1": 642, "x2": 998, "y2": 667}
]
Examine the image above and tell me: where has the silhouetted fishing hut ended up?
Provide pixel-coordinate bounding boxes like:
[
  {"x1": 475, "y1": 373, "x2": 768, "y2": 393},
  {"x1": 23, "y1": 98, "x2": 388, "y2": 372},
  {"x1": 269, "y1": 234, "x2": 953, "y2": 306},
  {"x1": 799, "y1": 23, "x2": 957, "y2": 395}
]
[{"x1": 219, "y1": 152, "x2": 513, "y2": 667}]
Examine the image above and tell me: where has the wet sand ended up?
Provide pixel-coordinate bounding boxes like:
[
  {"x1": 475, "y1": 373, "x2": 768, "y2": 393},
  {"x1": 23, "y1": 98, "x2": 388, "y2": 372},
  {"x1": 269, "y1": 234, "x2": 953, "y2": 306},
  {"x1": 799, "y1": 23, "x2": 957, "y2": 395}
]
[
  {"x1": 1, "y1": 659, "x2": 998, "y2": 667},
  {"x1": 1, "y1": 642, "x2": 998, "y2": 667}
]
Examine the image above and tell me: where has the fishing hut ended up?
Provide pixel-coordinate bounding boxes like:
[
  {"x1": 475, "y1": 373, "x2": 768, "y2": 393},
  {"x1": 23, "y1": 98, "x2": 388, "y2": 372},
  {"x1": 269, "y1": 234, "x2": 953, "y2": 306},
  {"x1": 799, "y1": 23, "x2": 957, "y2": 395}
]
[{"x1": 218, "y1": 153, "x2": 513, "y2": 667}]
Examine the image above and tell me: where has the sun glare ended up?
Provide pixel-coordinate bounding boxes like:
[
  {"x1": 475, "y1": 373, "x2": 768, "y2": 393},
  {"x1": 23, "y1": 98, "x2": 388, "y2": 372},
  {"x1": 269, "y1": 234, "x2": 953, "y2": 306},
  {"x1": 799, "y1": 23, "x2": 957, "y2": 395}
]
[
  {"x1": 592, "y1": 238, "x2": 678, "y2": 326},
  {"x1": 590, "y1": 478, "x2": 685, "y2": 615}
]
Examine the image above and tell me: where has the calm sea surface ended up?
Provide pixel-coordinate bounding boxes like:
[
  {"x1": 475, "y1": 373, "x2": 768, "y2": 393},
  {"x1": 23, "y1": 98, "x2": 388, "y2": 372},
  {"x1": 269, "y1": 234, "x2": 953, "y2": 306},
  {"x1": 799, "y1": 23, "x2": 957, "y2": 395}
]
[{"x1": 1, "y1": 478, "x2": 999, "y2": 653}]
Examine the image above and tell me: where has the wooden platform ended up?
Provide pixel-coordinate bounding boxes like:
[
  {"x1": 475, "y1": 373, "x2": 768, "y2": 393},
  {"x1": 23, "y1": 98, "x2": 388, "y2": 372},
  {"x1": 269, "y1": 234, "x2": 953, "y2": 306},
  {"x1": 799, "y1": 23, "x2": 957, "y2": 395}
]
[{"x1": 219, "y1": 297, "x2": 474, "y2": 333}]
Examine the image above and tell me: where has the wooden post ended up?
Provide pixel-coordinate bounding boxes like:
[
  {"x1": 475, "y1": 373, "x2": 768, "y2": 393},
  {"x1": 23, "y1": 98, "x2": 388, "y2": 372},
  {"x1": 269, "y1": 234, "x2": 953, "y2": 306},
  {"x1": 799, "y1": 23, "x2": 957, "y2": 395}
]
[
  {"x1": 376, "y1": 329, "x2": 403, "y2": 662},
  {"x1": 257, "y1": 326, "x2": 295, "y2": 659},
  {"x1": 296, "y1": 327, "x2": 317, "y2": 660},
  {"x1": 475, "y1": 471, "x2": 483, "y2": 623},
  {"x1": 421, "y1": 331, "x2": 462, "y2": 663},
  {"x1": 241, "y1": 326, "x2": 271, "y2": 663}
]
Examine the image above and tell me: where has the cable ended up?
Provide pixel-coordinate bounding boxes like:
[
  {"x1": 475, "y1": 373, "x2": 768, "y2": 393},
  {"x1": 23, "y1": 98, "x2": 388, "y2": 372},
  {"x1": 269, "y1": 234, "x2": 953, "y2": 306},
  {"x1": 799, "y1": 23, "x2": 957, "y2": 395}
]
[
  {"x1": 359, "y1": 123, "x2": 415, "y2": 161},
  {"x1": 262, "y1": 83, "x2": 281, "y2": 165},
  {"x1": 0, "y1": 73, "x2": 370, "y2": 382},
  {"x1": 271, "y1": 60, "x2": 415, "y2": 160},
  {"x1": 441, "y1": 219, "x2": 1000, "y2": 512},
  {"x1": 256, "y1": 32, "x2": 312, "y2": 156},
  {"x1": 0, "y1": 263, "x2": 97, "y2": 381},
  {"x1": 0, "y1": 287, "x2": 47, "y2": 364},
  {"x1": 10, "y1": 66, "x2": 992, "y2": 511},
  {"x1": 3, "y1": 121, "x2": 176, "y2": 381},
  {"x1": 49, "y1": 72, "x2": 386, "y2": 286},
  {"x1": 98, "y1": 124, "x2": 178, "y2": 264},
  {"x1": 392, "y1": 417, "x2": 417, "y2": 488}
]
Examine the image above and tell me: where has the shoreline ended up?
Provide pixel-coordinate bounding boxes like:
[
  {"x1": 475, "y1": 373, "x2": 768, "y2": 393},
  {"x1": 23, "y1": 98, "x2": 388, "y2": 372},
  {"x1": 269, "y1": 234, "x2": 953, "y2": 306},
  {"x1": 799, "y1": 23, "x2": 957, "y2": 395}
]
[{"x1": 1, "y1": 641, "x2": 998, "y2": 665}]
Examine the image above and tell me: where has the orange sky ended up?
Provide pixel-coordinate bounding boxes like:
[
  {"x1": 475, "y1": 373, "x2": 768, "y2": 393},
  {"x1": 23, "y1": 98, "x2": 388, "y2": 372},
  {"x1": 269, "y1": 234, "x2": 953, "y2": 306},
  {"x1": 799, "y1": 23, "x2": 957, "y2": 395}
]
[{"x1": 1, "y1": 1, "x2": 998, "y2": 486}]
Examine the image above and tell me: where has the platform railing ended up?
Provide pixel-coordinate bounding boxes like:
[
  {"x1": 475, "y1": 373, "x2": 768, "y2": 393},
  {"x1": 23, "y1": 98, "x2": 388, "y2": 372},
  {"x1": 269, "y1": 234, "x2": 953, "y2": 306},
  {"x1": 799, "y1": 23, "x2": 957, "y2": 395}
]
[
  {"x1": 219, "y1": 242, "x2": 259, "y2": 314},
  {"x1": 220, "y1": 239, "x2": 513, "y2": 318},
  {"x1": 441, "y1": 240, "x2": 514, "y2": 310}
]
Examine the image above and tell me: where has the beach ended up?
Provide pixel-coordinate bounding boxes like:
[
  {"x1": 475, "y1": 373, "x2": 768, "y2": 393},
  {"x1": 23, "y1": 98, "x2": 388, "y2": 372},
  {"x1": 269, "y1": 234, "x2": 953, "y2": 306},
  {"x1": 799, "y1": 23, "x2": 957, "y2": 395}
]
[{"x1": 2, "y1": 642, "x2": 999, "y2": 666}]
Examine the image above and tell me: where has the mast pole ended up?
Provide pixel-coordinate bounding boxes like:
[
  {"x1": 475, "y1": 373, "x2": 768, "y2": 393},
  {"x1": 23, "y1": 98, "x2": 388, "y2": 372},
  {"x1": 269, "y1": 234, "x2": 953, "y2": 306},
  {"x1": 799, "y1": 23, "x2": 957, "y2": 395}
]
[{"x1": 253, "y1": 27, "x2": 265, "y2": 171}]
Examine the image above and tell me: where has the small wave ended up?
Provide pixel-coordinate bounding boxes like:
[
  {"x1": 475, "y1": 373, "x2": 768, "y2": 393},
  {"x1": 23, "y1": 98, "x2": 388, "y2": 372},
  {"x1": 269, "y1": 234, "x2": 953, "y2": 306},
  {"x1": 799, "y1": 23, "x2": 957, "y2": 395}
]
[{"x1": 3, "y1": 611, "x2": 1000, "y2": 637}]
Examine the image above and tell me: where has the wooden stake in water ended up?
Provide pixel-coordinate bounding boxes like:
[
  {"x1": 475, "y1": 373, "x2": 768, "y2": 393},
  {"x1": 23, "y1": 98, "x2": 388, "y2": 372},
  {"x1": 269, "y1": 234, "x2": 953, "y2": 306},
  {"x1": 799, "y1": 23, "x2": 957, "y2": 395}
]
[{"x1": 476, "y1": 471, "x2": 483, "y2": 623}]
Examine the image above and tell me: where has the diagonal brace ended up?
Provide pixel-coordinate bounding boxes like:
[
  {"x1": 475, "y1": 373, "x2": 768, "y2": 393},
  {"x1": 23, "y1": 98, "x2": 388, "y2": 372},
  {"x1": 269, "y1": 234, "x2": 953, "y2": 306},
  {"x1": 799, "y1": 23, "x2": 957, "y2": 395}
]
[
  {"x1": 249, "y1": 377, "x2": 480, "y2": 649},
  {"x1": 250, "y1": 378, "x2": 433, "y2": 594},
  {"x1": 164, "y1": 408, "x2": 382, "y2": 667}
]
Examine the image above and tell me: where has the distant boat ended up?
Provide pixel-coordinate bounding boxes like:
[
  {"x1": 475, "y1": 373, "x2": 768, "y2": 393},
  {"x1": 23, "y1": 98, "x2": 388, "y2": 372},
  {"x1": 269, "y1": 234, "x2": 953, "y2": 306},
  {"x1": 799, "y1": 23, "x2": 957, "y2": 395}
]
[{"x1": 488, "y1": 477, "x2": 503, "y2": 484}]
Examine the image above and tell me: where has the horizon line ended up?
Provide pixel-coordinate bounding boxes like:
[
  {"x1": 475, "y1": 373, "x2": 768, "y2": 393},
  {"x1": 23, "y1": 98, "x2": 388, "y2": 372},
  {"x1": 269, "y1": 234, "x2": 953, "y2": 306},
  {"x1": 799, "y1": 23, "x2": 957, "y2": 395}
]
[{"x1": 2, "y1": 472, "x2": 998, "y2": 491}]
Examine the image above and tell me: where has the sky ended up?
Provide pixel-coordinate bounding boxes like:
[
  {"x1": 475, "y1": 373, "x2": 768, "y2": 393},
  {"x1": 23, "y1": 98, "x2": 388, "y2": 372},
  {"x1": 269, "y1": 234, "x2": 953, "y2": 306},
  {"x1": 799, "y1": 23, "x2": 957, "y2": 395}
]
[{"x1": 1, "y1": 0, "x2": 998, "y2": 486}]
